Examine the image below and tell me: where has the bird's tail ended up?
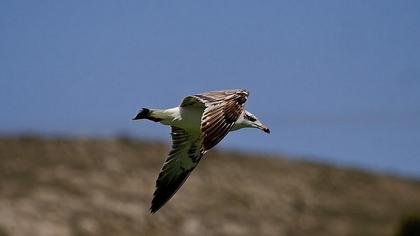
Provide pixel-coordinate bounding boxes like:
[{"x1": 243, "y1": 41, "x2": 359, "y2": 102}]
[{"x1": 132, "y1": 108, "x2": 163, "y2": 122}]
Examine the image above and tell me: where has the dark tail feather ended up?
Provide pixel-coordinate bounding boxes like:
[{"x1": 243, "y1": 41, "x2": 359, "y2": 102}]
[
  {"x1": 132, "y1": 108, "x2": 150, "y2": 120},
  {"x1": 132, "y1": 108, "x2": 162, "y2": 122}
]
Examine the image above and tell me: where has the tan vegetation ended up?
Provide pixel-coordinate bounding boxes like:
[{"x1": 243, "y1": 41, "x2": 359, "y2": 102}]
[{"x1": 0, "y1": 136, "x2": 419, "y2": 236}]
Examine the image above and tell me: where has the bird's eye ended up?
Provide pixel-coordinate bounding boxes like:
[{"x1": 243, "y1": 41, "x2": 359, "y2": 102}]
[{"x1": 247, "y1": 115, "x2": 256, "y2": 122}]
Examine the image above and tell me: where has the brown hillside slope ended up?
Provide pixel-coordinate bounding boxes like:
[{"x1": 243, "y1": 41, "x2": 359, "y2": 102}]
[{"x1": 0, "y1": 136, "x2": 419, "y2": 236}]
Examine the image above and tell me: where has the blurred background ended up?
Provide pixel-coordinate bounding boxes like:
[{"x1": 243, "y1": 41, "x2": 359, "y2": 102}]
[{"x1": 1, "y1": 1, "x2": 420, "y2": 235}]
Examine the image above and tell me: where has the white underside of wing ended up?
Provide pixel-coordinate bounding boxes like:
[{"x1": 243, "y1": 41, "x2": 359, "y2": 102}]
[{"x1": 150, "y1": 127, "x2": 203, "y2": 213}]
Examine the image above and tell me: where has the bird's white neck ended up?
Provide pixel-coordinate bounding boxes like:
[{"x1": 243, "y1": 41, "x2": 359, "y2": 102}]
[{"x1": 231, "y1": 111, "x2": 249, "y2": 131}]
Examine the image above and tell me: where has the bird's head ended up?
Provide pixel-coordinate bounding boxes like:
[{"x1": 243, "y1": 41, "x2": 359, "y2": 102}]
[{"x1": 242, "y1": 111, "x2": 270, "y2": 134}]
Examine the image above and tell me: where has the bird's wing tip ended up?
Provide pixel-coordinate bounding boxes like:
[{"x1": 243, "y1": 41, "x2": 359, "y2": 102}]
[{"x1": 149, "y1": 206, "x2": 158, "y2": 214}]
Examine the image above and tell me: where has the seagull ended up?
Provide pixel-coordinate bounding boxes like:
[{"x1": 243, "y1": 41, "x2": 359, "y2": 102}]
[{"x1": 132, "y1": 89, "x2": 270, "y2": 213}]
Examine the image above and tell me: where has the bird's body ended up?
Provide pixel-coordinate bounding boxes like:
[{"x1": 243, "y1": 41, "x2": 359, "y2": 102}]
[
  {"x1": 133, "y1": 89, "x2": 269, "y2": 213},
  {"x1": 146, "y1": 106, "x2": 254, "y2": 135},
  {"x1": 158, "y1": 107, "x2": 203, "y2": 133}
]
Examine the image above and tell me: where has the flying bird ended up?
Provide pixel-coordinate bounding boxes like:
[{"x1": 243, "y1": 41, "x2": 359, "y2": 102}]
[{"x1": 132, "y1": 89, "x2": 270, "y2": 213}]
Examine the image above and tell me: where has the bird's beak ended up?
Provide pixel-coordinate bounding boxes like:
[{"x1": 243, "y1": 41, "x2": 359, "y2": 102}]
[{"x1": 256, "y1": 123, "x2": 270, "y2": 134}]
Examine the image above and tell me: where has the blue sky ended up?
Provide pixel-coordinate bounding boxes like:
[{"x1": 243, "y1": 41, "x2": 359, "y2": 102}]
[{"x1": 1, "y1": 1, "x2": 420, "y2": 177}]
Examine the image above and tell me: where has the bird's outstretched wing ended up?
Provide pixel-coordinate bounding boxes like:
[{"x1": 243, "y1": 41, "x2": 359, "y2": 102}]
[
  {"x1": 180, "y1": 89, "x2": 249, "y2": 151},
  {"x1": 150, "y1": 127, "x2": 203, "y2": 213}
]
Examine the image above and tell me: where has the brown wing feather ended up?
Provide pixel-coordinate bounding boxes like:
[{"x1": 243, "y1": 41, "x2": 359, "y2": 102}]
[
  {"x1": 179, "y1": 89, "x2": 249, "y2": 151},
  {"x1": 199, "y1": 90, "x2": 249, "y2": 150},
  {"x1": 180, "y1": 89, "x2": 248, "y2": 107},
  {"x1": 198, "y1": 89, "x2": 249, "y2": 101}
]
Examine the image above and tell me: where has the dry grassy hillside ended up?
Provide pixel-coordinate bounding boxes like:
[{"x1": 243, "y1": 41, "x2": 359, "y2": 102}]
[{"x1": 0, "y1": 136, "x2": 419, "y2": 236}]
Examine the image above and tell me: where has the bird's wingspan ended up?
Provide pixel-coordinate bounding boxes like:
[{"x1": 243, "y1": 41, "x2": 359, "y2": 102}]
[
  {"x1": 180, "y1": 89, "x2": 249, "y2": 151},
  {"x1": 150, "y1": 127, "x2": 203, "y2": 213}
]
